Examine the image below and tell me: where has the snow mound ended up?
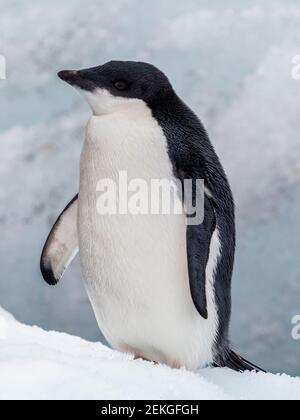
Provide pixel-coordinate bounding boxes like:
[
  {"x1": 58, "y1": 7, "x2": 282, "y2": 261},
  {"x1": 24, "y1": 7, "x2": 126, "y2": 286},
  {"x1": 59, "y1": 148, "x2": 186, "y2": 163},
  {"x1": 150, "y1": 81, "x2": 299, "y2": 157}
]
[{"x1": 0, "y1": 307, "x2": 299, "y2": 400}]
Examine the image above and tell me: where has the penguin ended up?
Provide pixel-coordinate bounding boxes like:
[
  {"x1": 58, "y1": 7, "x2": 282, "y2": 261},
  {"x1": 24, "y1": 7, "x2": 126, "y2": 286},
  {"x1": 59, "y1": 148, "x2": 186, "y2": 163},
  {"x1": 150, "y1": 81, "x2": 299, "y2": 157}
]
[{"x1": 41, "y1": 61, "x2": 263, "y2": 372}]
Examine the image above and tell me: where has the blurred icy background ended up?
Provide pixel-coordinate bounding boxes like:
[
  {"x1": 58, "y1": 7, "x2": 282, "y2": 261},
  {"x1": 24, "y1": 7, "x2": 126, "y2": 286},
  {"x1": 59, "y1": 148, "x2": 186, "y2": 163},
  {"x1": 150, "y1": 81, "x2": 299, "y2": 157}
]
[{"x1": 0, "y1": 0, "x2": 300, "y2": 375}]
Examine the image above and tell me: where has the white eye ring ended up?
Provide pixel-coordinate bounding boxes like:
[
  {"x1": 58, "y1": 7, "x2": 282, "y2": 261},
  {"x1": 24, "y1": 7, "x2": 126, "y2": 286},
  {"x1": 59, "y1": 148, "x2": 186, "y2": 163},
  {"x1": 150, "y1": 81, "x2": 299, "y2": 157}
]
[{"x1": 114, "y1": 80, "x2": 127, "y2": 90}]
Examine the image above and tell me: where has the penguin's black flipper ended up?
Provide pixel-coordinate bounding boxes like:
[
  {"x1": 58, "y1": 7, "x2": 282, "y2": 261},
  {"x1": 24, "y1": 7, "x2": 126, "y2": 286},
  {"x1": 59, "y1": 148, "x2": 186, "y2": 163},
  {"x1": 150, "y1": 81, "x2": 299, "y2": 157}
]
[
  {"x1": 40, "y1": 194, "x2": 79, "y2": 286},
  {"x1": 187, "y1": 194, "x2": 216, "y2": 320},
  {"x1": 215, "y1": 349, "x2": 266, "y2": 373}
]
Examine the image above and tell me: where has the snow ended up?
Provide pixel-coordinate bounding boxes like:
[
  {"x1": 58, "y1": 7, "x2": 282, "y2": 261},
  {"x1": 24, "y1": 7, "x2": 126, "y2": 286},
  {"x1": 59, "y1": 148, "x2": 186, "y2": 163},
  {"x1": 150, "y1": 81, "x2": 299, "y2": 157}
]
[{"x1": 0, "y1": 307, "x2": 299, "y2": 400}]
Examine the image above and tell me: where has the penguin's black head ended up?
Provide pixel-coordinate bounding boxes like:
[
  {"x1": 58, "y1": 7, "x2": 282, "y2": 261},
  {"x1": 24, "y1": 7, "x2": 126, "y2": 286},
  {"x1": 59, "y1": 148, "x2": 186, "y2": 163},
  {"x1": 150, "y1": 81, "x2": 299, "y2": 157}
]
[{"x1": 58, "y1": 61, "x2": 174, "y2": 115}]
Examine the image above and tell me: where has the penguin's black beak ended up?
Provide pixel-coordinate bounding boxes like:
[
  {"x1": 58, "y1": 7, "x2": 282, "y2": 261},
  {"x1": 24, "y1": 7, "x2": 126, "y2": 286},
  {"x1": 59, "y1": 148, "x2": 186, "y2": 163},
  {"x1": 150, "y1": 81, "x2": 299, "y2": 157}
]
[
  {"x1": 57, "y1": 69, "x2": 97, "y2": 91},
  {"x1": 57, "y1": 70, "x2": 79, "y2": 84}
]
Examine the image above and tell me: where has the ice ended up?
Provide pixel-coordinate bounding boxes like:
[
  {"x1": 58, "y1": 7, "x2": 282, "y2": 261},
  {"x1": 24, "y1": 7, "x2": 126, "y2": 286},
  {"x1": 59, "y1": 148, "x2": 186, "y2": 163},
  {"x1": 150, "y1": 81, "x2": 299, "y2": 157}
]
[{"x1": 0, "y1": 307, "x2": 299, "y2": 400}]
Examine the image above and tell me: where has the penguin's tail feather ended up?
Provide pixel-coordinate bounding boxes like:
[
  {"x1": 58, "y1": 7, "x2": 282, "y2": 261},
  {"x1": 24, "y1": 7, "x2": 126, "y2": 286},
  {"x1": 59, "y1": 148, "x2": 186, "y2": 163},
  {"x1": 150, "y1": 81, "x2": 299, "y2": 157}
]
[{"x1": 215, "y1": 349, "x2": 266, "y2": 373}]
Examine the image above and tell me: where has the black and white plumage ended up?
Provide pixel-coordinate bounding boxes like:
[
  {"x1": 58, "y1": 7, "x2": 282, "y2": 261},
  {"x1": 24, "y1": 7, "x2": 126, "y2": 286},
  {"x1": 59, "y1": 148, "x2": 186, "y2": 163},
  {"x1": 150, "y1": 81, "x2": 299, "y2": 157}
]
[{"x1": 41, "y1": 61, "x2": 263, "y2": 372}]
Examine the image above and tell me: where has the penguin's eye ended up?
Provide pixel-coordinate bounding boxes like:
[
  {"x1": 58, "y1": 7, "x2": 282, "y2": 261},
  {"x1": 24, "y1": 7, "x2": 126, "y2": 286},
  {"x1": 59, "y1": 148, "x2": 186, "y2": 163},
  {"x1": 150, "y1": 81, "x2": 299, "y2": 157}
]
[{"x1": 114, "y1": 80, "x2": 128, "y2": 91}]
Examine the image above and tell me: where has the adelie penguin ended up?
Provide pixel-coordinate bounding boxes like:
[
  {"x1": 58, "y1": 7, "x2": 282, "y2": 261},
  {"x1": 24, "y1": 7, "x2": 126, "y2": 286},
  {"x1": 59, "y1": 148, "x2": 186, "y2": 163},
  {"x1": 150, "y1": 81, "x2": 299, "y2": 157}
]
[{"x1": 41, "y1": 61, "x2": 263, "y2": 372}]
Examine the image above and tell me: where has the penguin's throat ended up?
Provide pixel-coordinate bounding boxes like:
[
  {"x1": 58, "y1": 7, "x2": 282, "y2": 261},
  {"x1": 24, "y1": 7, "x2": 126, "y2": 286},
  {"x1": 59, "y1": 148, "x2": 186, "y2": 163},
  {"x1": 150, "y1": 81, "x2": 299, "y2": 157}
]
[{"x1": 81, "y1": 88, "x2": 150, "y2": 119}]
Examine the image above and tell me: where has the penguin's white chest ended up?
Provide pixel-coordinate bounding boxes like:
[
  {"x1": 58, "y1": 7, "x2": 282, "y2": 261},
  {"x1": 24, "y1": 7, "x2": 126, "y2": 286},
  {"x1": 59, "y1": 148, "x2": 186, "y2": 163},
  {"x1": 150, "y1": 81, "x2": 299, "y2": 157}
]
[{"x1": 78, "y1": 111, "x2": 218, "y2": 370}]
